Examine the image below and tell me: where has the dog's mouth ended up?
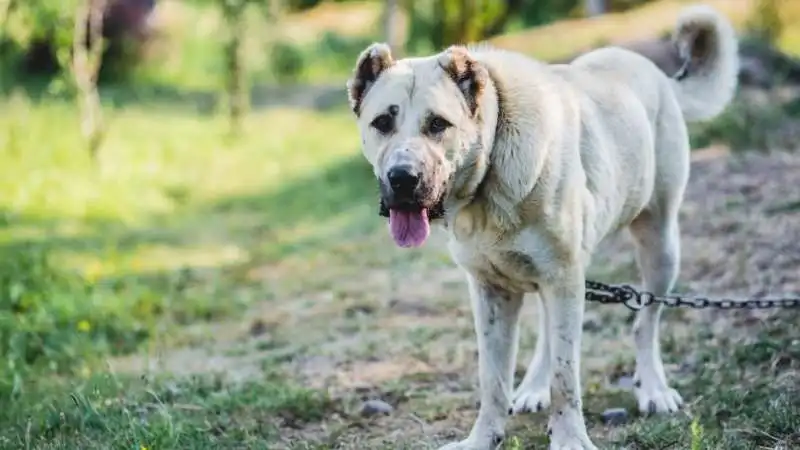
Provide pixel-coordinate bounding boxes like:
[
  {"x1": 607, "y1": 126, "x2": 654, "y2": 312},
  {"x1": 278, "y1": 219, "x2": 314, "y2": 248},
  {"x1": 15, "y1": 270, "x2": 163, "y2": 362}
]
[{"x1": 379, "y1": 197, "x2": 445, "y2": 249}]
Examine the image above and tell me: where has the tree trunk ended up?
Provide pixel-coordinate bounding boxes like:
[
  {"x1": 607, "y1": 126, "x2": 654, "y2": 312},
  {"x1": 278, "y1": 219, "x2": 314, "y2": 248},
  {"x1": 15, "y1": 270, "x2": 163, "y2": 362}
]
[
  {"x1": 0, "y1": 0, "x2": 14, "y2": 33},
  {"x1": 72, "y1": 0, "x2": 108, "y2": 159},
  {"x1": 585, "y1": 0, "x2": 605, "y2": 17},
  {"x1": 383, "y1": 0, "x2": 401, "y2": 55},
  {"x1": 222, "y1": 1, "x2": 248, "y2": 137}
]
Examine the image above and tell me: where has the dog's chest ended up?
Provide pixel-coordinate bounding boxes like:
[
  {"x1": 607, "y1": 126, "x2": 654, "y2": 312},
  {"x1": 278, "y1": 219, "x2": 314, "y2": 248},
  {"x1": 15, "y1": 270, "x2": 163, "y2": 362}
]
[{"x1": 448, "y1": 237, "x2": 542, "y2": 293}]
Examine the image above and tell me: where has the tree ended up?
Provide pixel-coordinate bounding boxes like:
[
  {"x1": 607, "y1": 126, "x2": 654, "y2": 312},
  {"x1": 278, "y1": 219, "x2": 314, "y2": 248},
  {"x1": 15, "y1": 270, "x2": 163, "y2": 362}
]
[
  {"x1": 404, "y1": 0, "x2": 508, "y2": 53},
  {"x1": 72, "y1": 0, "x2": 108, "y2": 159},
  {"x1": 0, "y1": 0, "x2": 14, "y2": 32},
  {"x1": 383, "y1": 0, "x2": 401, "y2": 55},
  {"x1": 747, "y1": 0, "x2": 783, "y2": 45},
  {"x1": 213, "y1": 0, "x2": 281, "y2": 137},
  {"x1": 219, "y1": 0, "x2": 248, "y2": 136},
  {"x1": 585, "y1": 0, "x2": 605, "y2": 17}
]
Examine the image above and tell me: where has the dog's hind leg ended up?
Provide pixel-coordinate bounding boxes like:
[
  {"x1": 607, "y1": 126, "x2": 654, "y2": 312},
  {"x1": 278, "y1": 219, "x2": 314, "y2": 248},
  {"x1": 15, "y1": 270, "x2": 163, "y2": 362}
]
[
  {"x1": 512, "y1": 293, "x2": 552, "y2": 414},
  {"x1": 628, "y1": 211, "x2": 684, "y2": 414}
]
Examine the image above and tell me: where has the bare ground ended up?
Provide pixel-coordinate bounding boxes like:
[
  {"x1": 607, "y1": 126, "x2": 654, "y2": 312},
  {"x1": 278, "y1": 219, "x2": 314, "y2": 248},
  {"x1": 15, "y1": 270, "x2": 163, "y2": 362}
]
[{"x1": 108, "y1": 147, "x2": 800, "y2": 449}]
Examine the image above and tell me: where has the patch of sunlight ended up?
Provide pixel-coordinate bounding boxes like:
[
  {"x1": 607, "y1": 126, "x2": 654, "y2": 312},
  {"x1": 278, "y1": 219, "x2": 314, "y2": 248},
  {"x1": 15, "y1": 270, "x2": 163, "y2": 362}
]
[
  {"x1": 0, "y1": 220, "x2": 89, "y2": 243},
  {"x1": 781, "y1": 32, "x2": 800, "y2": 57},
  {"x1": 65, "y1": 243, "x2": 249, "y2": 281},
  {"x1": 0, "y1": 98, "x2": 358, "y2": 224},
  {"x1": 491, "y1": 0, "x2": 755, "y2": 61},
  {"x1": 280, "y1": 1, "x2": 384, "y2": 44}
]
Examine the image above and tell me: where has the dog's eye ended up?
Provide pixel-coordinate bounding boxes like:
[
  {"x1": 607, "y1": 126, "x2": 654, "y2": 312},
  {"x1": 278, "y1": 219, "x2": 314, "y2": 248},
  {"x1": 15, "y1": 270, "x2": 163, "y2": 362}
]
[
  {"x1": 370, "y1": 114, "x2": 394, "y2": 134},
  {"x1": 427, "y1": 115, "x2": 452, "y2": 135}
]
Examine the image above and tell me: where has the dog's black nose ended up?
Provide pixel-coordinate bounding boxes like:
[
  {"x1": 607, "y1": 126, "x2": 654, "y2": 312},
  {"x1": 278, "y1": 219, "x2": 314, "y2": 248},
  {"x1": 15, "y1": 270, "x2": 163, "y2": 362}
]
[{"x1": 387, "y1": 166, "x2": 420, "y2": 199}]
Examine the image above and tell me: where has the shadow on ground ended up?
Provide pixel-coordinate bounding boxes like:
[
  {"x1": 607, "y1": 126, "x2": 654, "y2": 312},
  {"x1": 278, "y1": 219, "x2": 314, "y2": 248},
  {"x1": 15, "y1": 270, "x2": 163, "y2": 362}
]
[
  {"x1": 1, "y1": 78, "x2": 348, "y2": 116},
  {"x1": 0, "y1": 151, "x2": 376, "y2": 262}
]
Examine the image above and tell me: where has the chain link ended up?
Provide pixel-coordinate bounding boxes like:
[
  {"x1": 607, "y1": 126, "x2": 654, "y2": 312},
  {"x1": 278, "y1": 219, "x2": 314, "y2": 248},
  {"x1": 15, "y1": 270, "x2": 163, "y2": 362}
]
[{"x1": 584, "y1": 280, "x2": 800, "y2": 312}]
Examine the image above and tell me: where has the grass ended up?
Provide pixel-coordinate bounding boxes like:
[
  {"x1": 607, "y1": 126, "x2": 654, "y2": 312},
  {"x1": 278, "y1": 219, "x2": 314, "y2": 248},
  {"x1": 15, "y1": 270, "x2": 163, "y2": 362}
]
[
  {"x1": 0, "y1": 0, "x2": 798, "y2": 448},
  {"x1": 0, "y1": 91, "x2": 379, "y2": 388},
  {"x1": 494, "y1": 0, "x2": 800, "y2": 61},
  {"x1": 1, "y1": 88, "x2": 798, "y2": 448}
]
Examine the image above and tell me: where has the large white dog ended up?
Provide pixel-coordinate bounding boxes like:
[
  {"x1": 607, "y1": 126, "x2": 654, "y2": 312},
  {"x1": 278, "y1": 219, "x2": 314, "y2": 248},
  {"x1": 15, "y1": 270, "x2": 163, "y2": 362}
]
[{"x1": 346, "y1": 4, "x2": 738, "y2": 449}]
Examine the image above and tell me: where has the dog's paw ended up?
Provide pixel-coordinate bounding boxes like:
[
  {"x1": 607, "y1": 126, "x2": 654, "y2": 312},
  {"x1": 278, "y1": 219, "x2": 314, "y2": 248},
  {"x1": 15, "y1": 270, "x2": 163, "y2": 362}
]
[
  {"x1": 548, "y1": 437, "x2": 598, "y2": 450},
  {"x1": 437, "y1": 441, "x2": 477, "y2": 450},
  {"x1": 437, "y1": 435, "x2": 503, "y2": 450},
  {"x1": 546, "y1": 409, "x2": 597, "y2": 450},
  {"x1": 512, "y1": 386, "x2": 551, "y2": 414},
  {"x1": 634, "y1": 382, "x2": 683, "y2": 414},
  {"x1": 547, "y1": 424, "x2": 597, "y2": 450}
]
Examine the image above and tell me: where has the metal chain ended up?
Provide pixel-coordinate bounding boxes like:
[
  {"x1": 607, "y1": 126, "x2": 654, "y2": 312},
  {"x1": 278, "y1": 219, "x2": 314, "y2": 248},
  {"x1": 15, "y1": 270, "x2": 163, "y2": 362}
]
[{"x1": 585, "y1": 280, "x2": 800, "y2": 312}]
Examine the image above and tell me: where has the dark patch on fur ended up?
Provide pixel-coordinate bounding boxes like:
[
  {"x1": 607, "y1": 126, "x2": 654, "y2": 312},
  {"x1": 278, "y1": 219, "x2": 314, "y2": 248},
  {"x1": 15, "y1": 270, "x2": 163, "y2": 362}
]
[
  {"x1": 486, "y1": 303, "x2": 497, "y2": 326},
  {"x1": 347, "y1": 44, "x2": 394, "y2": 116},
  {"x1": 491, "y1": 433, "x2": 504, "y2": 447},
  {"x1": 504, "y1": 251, "x2": 540, "y2": 288},
  {"x1": 438, "y1": 46, "x2": 489, "y2": 116},
  {"x1": 377, "y1": 197, "x2": 445, "y2": 219}
]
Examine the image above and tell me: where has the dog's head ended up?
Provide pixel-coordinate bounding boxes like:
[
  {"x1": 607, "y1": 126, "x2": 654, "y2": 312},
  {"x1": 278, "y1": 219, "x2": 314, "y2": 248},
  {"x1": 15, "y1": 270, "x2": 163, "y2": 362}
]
[{"x1": 346, "y1": 43, "x2": 495, "y2": 248}]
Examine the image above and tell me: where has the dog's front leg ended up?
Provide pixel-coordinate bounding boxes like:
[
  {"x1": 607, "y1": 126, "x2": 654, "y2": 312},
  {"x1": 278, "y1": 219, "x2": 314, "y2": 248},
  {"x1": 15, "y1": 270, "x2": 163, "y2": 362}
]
[
  {"x1": 542, "y1": 271, "x2": 597, "y2": 450},
  {"x1": 438, "y1": 275, "x2": 523, "y2": 450}
]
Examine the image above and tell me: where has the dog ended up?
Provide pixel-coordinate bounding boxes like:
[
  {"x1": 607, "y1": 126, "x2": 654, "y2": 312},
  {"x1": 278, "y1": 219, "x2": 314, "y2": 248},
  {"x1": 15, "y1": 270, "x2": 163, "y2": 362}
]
[{"x1": 345, "y1": 4, "x2": 738, "y2": 449}]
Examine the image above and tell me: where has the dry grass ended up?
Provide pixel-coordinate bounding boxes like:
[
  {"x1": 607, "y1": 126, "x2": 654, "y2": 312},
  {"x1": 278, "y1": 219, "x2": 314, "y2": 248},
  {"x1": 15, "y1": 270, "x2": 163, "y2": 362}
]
[
  {"x1": 490, "y1": 0, "x2": 757, "y2": 61},
  {"x1": 2, "y1": 2, "x2": 800, "y2": 449}
]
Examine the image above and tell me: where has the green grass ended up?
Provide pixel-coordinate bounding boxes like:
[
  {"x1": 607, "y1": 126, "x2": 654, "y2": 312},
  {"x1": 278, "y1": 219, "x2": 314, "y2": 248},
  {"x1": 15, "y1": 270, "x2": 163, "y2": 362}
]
[
  {"x1": 0, "y1": 87, "x2": 798, "y2": 449},
  {"x1": 0, "y1": 90, "x2": 381, "y2": 389},
  {"x1": 0, "y1": 372, "x2": 337, "y2": 449},
  {"x1": 0, "y1": 1, "x2": 799, "y2": 448}
]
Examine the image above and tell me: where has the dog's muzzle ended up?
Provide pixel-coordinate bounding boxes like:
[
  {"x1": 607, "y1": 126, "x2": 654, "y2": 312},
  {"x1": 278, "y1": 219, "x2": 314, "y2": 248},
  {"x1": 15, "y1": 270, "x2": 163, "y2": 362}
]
[
  {"x1": 386, "y1": 165, "x2": 421, "y2": 207},
  {"x1": 378, "y1": 164, "x2": 445, "y2": 220},
  {"x1": 378, "y1": 163, "x2": 446, "y2": 248}
]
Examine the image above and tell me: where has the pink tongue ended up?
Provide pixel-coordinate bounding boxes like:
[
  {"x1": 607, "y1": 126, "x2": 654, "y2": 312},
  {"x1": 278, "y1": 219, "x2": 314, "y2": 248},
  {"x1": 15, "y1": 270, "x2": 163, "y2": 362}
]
[{"x1": 388, "y1": 208, "x2": 431, "y2": 248}]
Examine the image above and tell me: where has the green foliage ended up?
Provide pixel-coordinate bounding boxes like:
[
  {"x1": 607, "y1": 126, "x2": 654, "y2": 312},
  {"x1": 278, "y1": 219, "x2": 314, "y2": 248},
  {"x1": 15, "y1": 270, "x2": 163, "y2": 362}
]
[
  {"x1": 606, "y1": 0, "x2": 659, "y2": 13},
  {"x1": 269, "y1": 39, "x2": 306, "y2": 84},
  {"x1": 747, "y1": 0, "x2": 784, "y2": 45},
  {"x1": 0, "y1": 0, "x2": 148, "y2": 85},
  {"x1": 689, "y1": 94, "x2": 789, "y2": 151},
  {"x1": 1, "y1": 0, "x2": 77, "y2": 80},
  {"x1": 404, "y1": 0, "x2": 509, "y2": 53},
  {"x1": 402, "y1": 0, "x2": 660, "y2": 53},
  {"x1": 0, "y1": 244, "x2": 147, "y2": 398}
]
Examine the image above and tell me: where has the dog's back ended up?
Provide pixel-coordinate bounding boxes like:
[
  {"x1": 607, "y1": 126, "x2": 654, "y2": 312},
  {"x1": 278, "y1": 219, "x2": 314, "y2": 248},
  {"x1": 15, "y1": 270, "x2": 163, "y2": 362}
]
[{"x1": 570, "y1": 4, "x2": 738, "y2": 123}]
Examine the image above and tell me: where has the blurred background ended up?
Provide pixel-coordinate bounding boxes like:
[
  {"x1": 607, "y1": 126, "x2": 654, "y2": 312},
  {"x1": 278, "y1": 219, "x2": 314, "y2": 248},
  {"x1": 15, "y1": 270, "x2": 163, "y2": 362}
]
[{"x1": 0, "y1": 1, "x2": 799, "y2": 449}]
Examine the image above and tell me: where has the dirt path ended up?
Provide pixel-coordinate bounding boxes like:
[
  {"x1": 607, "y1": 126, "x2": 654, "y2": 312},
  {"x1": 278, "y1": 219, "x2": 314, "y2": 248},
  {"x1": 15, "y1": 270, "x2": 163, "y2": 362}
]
[{"x1": 109, "y1": 147, "x2": 800, "y2": 448}]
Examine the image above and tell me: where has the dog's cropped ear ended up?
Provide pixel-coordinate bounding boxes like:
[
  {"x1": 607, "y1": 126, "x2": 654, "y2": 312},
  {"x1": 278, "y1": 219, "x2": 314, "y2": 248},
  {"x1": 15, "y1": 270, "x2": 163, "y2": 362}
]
[
  {"x1": 439, "y1": 46, "x2": 489, "y2": 116},
  {"x1": 346, "y1": 43, "x2": 394, "y2": 116}
]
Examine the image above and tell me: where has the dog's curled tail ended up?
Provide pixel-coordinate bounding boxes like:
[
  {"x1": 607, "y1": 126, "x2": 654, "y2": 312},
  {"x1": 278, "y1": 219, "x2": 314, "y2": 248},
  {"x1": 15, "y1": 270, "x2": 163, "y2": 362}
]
[{"x1": 670, "y1": 4, "x2": 739, "y2": 122}]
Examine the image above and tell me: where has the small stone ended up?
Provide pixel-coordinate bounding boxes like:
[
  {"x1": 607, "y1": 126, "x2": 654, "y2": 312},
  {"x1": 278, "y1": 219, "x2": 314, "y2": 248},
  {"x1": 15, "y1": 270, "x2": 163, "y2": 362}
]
[
  {"x1": 602, "y1": 407, "x2": 629, "y2": 426},
  {"x1": 249, "y1": 319, "x2": 268, "y2": 337},
  {"x1": 360, "y1": 399, "x2": 393, "y2": 417},
  {"x1": 678, "y1": 354, "x2": 699, "y2": 375},
  {"x1": 582, "y1": 318, "x2": 602, "y2": 332},
  {"x1": 614, "y1": 374, "x2": 636, "y2": 390}
]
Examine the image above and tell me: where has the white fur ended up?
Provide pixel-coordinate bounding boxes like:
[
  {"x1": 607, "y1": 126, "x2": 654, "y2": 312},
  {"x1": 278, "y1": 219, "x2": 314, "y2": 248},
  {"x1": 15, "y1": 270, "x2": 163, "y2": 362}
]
[{"x1": 347, "y1": 4, "x2": 738, "y2": 449}]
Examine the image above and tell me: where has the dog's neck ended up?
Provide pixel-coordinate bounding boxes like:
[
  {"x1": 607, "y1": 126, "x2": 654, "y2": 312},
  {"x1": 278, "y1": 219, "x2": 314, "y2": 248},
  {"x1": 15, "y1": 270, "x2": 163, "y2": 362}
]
[
  {"x1": 445, "y1": 68, "x2": 522, "y2": 237},
  {"x1": 443, "y1": 75, "x2": 523, "y2": 237}
]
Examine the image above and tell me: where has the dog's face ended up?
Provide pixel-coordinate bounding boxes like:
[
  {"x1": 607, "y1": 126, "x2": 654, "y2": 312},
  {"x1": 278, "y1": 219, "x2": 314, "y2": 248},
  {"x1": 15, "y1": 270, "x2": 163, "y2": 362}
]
[{"x1": 347, "y1": 43, "x2": 491, "y2": 248}]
